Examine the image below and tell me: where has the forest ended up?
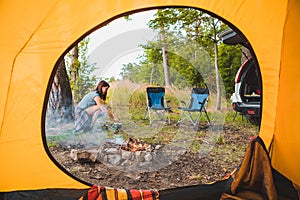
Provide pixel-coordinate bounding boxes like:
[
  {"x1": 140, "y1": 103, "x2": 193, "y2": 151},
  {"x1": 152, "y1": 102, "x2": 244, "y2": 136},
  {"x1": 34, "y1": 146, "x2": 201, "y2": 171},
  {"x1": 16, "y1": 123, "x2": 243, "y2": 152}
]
[{"x1": 47, "y1": 7, "x2": 245, "y2": 126}]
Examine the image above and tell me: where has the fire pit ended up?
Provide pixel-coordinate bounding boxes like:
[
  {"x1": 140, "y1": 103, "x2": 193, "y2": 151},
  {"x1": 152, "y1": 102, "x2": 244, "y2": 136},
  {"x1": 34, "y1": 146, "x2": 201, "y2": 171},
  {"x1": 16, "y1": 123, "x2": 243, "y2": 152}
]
[
  {"x1": 121, "y1": 138, "x2": 154, "y2": 152},
  {"x1": 70, "y1": 135, "x2": 166, "y2": 173}
]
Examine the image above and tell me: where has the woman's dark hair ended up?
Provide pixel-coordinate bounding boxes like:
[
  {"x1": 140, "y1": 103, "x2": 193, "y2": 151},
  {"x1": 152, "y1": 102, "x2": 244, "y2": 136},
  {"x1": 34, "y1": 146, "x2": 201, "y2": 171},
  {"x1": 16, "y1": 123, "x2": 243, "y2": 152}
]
[{"x1": 95, "y1": 80, "x2": 110, "y2": 101}]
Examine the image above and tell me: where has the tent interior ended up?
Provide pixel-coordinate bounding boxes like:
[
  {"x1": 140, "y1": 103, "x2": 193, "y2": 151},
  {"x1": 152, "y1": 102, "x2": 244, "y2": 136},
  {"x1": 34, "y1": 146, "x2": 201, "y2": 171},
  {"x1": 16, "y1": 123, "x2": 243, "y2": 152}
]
[{"x1": 1, "y1": 1, "x2": 300, "y2": 199}]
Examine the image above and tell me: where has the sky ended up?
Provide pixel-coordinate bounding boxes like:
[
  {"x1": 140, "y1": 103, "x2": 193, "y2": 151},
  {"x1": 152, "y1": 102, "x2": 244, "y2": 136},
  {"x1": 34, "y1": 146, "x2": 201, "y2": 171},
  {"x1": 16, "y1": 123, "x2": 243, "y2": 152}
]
[{"x1": 87, "y1": 10, "x2": 157, "y2": 79}]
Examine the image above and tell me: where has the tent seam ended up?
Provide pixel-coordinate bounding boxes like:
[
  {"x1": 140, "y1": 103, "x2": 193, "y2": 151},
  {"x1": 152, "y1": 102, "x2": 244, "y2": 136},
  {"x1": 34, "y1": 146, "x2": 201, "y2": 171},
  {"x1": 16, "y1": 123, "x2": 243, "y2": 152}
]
[
  {"x1": 266, "y1": 0, "x2": 289, "y2": 162},
  {"x1": 0, "y1": 1, "x2": 59, "y2": 137}
]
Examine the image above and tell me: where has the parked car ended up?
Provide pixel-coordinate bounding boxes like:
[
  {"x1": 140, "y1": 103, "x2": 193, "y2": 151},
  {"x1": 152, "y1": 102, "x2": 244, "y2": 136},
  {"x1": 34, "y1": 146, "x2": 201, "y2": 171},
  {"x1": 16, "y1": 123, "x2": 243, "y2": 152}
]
[
  {"x1": 230, "y1": 57, "x2": 261, "y2": 125},
  {"x1": 219, "y1": 29, "x2": 262, "y2": 125}
]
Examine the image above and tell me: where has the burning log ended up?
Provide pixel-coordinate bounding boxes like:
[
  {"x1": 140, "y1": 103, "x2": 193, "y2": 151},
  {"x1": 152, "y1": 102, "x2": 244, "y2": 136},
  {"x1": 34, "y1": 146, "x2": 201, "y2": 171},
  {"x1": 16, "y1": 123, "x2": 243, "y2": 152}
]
[{"x1": 121, "y1": 138, "x2": 153, "y2": 152}]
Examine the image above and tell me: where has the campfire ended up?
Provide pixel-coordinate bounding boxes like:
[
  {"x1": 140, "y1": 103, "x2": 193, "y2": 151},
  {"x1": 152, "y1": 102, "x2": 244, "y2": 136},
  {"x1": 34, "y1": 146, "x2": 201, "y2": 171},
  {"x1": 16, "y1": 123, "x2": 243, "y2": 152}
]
[{"x1": 121, "y1": 138, "x2": 153, "y2": 152}]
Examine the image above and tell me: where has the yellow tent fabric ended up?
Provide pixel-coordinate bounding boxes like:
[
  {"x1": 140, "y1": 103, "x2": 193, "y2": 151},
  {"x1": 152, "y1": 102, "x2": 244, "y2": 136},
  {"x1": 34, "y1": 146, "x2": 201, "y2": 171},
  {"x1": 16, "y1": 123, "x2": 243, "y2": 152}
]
[{"x1": 0, "y1": 0, "x2": 299, "y2": 192}]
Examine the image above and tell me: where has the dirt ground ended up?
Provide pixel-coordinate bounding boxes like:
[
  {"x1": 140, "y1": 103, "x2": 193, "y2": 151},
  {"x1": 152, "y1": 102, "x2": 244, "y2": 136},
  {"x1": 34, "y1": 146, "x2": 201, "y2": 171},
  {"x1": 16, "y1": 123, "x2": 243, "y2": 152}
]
[{"x1": 49, "y1": 121, "x2": 257, "y2": 191}]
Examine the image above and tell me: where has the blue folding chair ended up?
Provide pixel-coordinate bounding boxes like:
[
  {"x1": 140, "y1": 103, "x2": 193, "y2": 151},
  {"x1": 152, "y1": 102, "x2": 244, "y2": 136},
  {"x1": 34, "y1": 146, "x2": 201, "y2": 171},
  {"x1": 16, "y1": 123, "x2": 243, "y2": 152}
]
[
  {"x1": 146, "y1": 87, "x2": 171, "y2": 125},
  {"x1": 176, "y1": 88, "x2": 210, "y2": 127}
]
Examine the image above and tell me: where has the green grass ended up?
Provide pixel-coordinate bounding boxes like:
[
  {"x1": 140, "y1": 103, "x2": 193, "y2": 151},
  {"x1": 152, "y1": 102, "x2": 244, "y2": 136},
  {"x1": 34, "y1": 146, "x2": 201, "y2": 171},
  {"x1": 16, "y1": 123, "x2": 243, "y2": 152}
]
[
  {"x1": 46, "y1": 80, "x2": 258, "y2": 156},
  {"x1": 45, "y1": 80, "x2": 259, "y2": 191},
  {"x1": 46, "y1": 130, "x2": 74, "y2": 147}
]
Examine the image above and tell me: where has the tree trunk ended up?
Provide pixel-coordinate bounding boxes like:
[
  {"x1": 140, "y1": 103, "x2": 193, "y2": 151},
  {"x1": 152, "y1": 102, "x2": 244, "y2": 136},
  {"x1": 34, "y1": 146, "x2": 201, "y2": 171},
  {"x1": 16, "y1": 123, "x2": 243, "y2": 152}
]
[
  {"x1": 48, "y1": 58, "x2": 74, "y2": 123},
  {"x1": 160, "y1": 28, "x2": 171, "y2": 88},
  {"x1": 214, "y1": 42, "x2": 221, "y2": 111},
  {"x1": 70, "y1": 45, "x2": 79, "y2": 84},
  {"x1": 162, "y1": 46, "x2": 171, "y2": 87},
  {"x1": 213, "y1": 24, "x2": 221, "y2": 111}
]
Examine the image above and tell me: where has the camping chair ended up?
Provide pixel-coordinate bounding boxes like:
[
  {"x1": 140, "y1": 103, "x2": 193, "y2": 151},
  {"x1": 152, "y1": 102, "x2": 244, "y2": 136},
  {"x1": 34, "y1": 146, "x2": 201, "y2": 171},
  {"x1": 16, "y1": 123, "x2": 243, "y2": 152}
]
[
  {"x1": 146, "y1": 87, "x2": 171, "y2": 125},
  {"x1": 176, "y1": 87, "x2": 210, "y2": 127}
]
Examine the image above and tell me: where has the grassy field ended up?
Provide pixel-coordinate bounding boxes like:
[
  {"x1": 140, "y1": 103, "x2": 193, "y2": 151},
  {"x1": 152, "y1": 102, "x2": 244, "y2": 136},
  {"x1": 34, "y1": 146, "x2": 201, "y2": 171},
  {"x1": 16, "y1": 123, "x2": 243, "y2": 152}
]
[
  {"x1": 46, "y1": 80, "x2": 259, "y2": 188},
  {"x1": 46, "y1": 79, "x2": 258, "y2": 156}
]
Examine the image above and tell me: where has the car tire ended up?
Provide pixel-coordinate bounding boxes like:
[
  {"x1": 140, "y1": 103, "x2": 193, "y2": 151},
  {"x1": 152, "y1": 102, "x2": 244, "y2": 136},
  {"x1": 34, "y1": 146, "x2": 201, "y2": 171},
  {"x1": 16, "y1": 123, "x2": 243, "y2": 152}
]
[{"x1": 247, "y1": 116, "x2": 261, "y2": 126}]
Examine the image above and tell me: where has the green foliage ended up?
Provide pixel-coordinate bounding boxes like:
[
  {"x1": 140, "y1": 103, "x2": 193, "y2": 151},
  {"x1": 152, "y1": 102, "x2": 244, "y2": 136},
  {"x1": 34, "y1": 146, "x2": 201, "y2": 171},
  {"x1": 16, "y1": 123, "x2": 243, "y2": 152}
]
[
  {"x1": 121, "y1": 35, "x2": 211, "y2": 88},
  {"x1": 46, "y1": 130, "x2": 74, "y2": 147},
  {"x1": 66, "y1": 37, "x2": 97, "y2": 103},
  {"x1": 109, "y1": 76, "x2": 117, "y2": 82},
  {"x1": 215, "y1": 135, "x2": 225, "y2": 145},
  {"x1": 120, "y1": 8, "x2": 243, "y2": 97},
  {"x1": 218, "y1": 43, "x2": 242, "y2": 96}
]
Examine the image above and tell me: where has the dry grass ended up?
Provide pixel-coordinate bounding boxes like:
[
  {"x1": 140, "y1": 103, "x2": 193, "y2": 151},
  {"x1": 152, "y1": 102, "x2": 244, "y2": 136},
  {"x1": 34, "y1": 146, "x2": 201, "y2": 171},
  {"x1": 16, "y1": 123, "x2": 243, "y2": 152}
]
[
  {"x1": 103, "y1": 79, "x2": 258, "y2": 150},
  {"x1": 46, "y1": 79, "x2": 259, "y2": 189}
]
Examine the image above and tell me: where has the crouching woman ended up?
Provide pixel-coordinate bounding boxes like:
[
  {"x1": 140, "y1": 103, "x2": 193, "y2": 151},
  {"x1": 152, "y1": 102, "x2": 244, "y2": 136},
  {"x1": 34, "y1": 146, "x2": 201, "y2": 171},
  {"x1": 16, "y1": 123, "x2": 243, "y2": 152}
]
[{"x1": 73, "y1": 80, "x2": 118, "y2": 133}]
